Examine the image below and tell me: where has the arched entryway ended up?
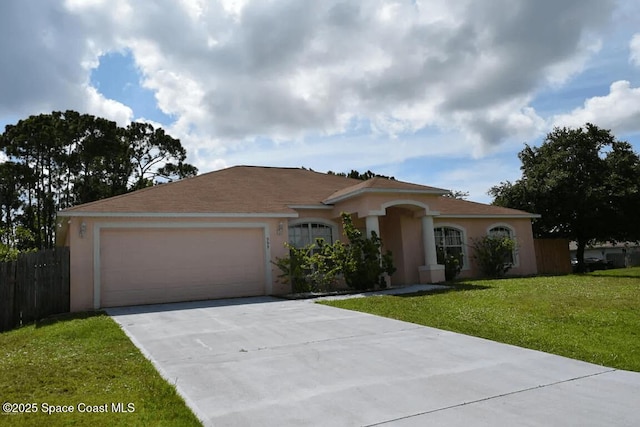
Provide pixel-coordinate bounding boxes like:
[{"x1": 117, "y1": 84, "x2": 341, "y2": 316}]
[{"x1": 363, "y1": 200, "x2": 445, "y2": 285}]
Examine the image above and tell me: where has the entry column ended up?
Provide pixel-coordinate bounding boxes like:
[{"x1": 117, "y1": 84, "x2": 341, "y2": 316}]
[
  {"x1": 419, "y1": 214, "x2": 445, "y2": 283},
  {"x1": 421, "y1": 215, "x2": 438, "y2": 266},
  {"x1": 365, "y1": 215, "x2": 380, "y2": 238}
]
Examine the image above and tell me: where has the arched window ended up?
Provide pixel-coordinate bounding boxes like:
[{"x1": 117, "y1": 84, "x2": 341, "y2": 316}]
[
  {"x1": 434, "y1": 226, "x2": 465, "y2": 267},
  {"x1": 489, "y1": 226, "x2": 512, "y2": 239},
  {"x1": 489, "y1": 225, "x2": 516, "y2": 265},
  {"x1": 289, "y1": 222, "x2": 333, "y2": 248}
]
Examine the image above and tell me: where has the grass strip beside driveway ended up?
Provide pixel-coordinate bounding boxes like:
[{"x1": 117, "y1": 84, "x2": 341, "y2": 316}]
[
  {"x1": 321, "y1": 269, "x2": 640, "y2": 372},
  {"x1": 0, "y1": 312, "x2": 201, "y2": 427}
]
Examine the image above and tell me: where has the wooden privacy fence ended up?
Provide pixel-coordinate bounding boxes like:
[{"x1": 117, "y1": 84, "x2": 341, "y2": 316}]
[
  {"x1": 534, "y1": 239, "x2": 572, "y2": 275},
  {"x1": 1, "y1": 247, "x2": 70, "y2": 332}
]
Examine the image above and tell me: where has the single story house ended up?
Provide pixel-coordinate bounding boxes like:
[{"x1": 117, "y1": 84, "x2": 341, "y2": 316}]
[{"x1": 56, "y1": 166, "x2": 540, "y2": 311}]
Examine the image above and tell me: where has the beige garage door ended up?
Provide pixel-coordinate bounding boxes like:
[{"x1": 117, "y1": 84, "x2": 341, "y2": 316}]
[{"x1": 99, "y1": 227, "x2": 266, "y2": 307}]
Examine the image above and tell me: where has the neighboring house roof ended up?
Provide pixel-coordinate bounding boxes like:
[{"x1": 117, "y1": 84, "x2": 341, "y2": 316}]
[{"x1": 58, "y1": 165, "x2": 537, "y2": 218}]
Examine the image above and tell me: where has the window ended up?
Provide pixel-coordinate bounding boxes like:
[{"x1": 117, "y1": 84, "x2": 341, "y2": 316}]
[
  {"x1": 288, "y1": 223, "x2": 333, "y2": 248},
  {"x1": 489, "y1": 226, "x2": 512, "y2": 239},
  {"x1": 489, "y1": 226, "x2": 516, "y2": 265},
  {"x1": 434, "y1": 226, "x2": 465, "y2": 267}
]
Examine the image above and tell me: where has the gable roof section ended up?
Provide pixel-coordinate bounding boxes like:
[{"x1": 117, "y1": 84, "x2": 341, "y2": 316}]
[
  {"x1": 323, "y1": 177, "x2": 448, "y2": 204},
  {"x1": 58, "y1": 165, "x2": 538, "y2": 218}
]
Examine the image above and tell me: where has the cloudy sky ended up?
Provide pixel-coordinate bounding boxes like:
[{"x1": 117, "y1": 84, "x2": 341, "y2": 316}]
[{"x1": 1, "y1": 0, "x2": 639, "y2": 202}]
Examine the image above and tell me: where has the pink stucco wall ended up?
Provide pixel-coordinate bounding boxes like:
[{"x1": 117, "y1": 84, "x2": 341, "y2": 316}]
[{"x1": 433, "y1": 217, "x2": 537, "y2": 278}]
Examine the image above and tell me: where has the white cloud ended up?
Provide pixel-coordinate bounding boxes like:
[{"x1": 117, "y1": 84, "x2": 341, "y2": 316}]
[
  {"x1": 83, "y1": 1, "x2": 614, "y2": 144},
  {"x1": 0, "y1": 0, "x2": 133, "y2": 124},
  {"x1": 0, "y1": 0, "x2": 620, "y2": 167},
  {"x1": 83, "y1": 85, "x2": 133, "y2": 126},
  {"x1": 552, "y1": 80, "x2": 640, "y2": 134},
  {"x1": 545, "y1": 35, "x2": 603, "y2": 86},
  {"x1": 431, "y1": 158, "x2": 523, "y2": 203},
  {"x1": 630, "y1": 33, "x2": 640, "y2": 67},
  {"x1": 449, "y1": 98, "x2": 547, "y2": 157}
]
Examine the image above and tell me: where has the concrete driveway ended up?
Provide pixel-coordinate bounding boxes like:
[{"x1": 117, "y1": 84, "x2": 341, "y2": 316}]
[{"x1": 107, "y1": 296, "x2": 640, "y2": 426}]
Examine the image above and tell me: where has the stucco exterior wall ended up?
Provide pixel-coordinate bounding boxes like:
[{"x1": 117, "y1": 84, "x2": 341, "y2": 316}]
[
  {"x1": 434, "y1": 217, "x2": 537, "y2": 278},
  {"x1": 332, "y1": 193, "x2": 439, "y2": 218}
]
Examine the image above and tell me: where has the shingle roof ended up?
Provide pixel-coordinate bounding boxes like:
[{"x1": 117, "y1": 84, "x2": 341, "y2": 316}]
[
  {"x1": 433, "y1": 196, "x2": 539, "y2": 217},
  {"x1": 58, "y1": 165, "x2": 536, "y2": 217},
  {"x1": 60, "y1": 166, "x2": 363, "y2": 215},
  {"x1": 324, "y1": 176, "x2": 448, "y2": 203}
]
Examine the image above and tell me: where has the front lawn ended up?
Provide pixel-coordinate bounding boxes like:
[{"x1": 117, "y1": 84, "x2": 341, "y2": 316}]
[
  {"x1": 0, "y1": 313, "x2": 201, "y2": 426},
  {"x1": 321, "y1": 269, "x2": 640, "y2": 372}
]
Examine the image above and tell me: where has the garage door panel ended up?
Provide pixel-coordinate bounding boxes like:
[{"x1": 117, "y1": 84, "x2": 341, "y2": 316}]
[
  {"x1": 100, "y1": 227, "x2": 265, "y2": 307},
  {"x1": 103, "y1": 282, "x2": 261, "y2": 307}
]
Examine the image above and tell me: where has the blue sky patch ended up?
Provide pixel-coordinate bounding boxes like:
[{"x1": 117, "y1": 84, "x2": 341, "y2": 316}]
[{"x1": 90, "y1": 50, "x2": 172, "y2": 124}]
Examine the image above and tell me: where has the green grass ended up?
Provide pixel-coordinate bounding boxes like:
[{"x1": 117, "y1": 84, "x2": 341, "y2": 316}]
[
  {"x1": 0, "y1": 313, "x2": 201, "y2": 426},
  {"x1": 321, "y1": 268, "x2": 640, "y2": 372}
]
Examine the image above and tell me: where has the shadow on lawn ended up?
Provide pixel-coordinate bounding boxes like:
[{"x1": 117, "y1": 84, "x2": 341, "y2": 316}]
[
  {"x1": 34, "y1": 310, "x2": 107, "y2": 329},
  {"x1": 395, "y1": 282, "x2": 493, "y2": 297}
]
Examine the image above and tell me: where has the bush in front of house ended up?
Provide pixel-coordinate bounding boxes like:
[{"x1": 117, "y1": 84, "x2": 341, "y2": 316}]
[
  {"x1": 471, "y1": 235, "x2": 516, "y2": 278},
  {"x1": 437, "y1": 249, "x2": 463, "y2": 282},
  {"x1": 273, "y1": 243, "x2": 314, "y2": 293},
  {"x1": 338, "y1": 213, "x2": 396, "y2": 291},
  {"x1": 273, "y1": 213, "x2": 396, "y2": 293}
]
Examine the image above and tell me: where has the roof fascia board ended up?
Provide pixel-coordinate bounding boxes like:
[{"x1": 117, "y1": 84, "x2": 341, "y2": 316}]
[
  {"x1": 287, "y1": 204, "x2": 334, "y2": 210},
  {"x1": 438, "y1": 214, "x2": 541, "y2": 219},
  {"x1": 324, "y1": 188, "x2": 447, "y2": 205},
  {"x1": 57, "y1": 211, "x2": 298, "y2": 219}
]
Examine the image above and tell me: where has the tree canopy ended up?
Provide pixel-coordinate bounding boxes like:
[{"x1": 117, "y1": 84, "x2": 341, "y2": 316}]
[
  {"x1": 443, "y1": 190, "x2": 469, "y2": 200},
  {"x1": 0, "y1": 111, "x2": 197, "y2": 250},
  {"x1": 326, "y1": 169, "x2": 395, "y2": 180},
  {"x1": 489, "y1": 123, "x2": 640, "y2": 270}
]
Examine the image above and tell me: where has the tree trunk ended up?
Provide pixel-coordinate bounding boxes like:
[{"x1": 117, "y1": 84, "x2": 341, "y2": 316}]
[{"x1": 576, "y1": 238, "x2": 587, "y2": 273}]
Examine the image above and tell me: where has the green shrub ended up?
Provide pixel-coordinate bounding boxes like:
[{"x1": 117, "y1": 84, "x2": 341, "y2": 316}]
[
  {"x1": 339, "y1": 213, "x2": 395, "y2": 290},
  {"x1": 273, "y1": 213, "x2": 396, "y2": 293},
  {"x1": 471, "y1": 235, "x2": 516, "y2": 277},
  {"x1": 305, "y1": 238, "x2": 343, "y2": 292},
  {"x1": 273, "y1": 243, "x2": 313, "y2": 293},
  {"x1": 437, "y1": 248, "x2": 463, "y2": 281}
]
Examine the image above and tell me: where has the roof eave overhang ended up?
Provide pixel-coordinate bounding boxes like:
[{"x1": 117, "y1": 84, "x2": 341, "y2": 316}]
[
  {"x1": 287, "y1": 204, "x2": 334, "y2": 210},
  {"x1": 56, "y1": 211, "x2": 299, "y2": 218},
  {"x1": 323, "y1": 188, "x2": 448, "y2": 205},
  {"x1": 438, "y1": 214, "x2": 541, "y2": 219}
]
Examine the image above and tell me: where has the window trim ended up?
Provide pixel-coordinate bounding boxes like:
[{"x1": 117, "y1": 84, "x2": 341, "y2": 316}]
[
  {"x1": 487, "y1": 223, "x2": 519, "y2": 268},
  {"x1": 433, "y1": 223, "x2": 469, "y2": 271},
  {"x1": 287, "y1": 218, "x2": 338, "y2": 248}
]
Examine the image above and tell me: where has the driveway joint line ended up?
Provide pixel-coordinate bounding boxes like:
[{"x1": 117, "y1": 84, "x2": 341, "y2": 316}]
[
  {"x1": 362, "y1": 368, "x2": 618, "y2": 426},
  {"x1": 147, "y1": 325, "x2": 428, "y2": 363},
  {"x1": 247, "y1": 325, "x2": 426, "y2": 350}
]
